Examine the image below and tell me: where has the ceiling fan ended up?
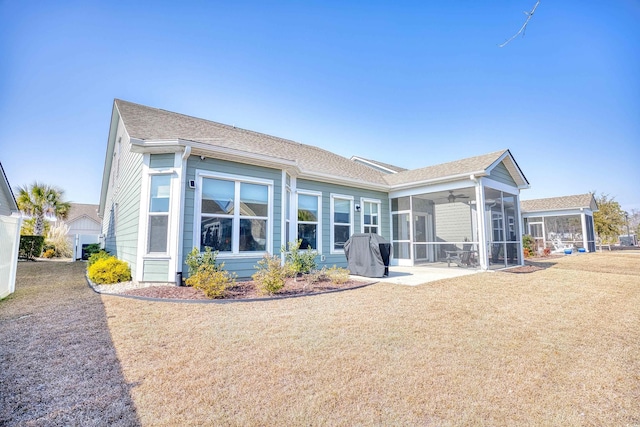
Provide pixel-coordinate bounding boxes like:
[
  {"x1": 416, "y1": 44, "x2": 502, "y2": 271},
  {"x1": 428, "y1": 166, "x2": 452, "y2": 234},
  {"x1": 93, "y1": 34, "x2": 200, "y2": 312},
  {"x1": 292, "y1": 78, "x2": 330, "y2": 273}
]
[{"x1": 447, "y1": 190, "x2": 469, "y2": 203}]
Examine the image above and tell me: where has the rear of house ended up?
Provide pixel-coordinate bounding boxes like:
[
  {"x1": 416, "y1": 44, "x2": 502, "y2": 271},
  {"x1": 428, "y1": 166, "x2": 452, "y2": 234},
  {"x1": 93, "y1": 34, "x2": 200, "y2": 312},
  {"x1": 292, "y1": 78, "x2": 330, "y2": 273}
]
[{"x1": 99, "y1": 99, "x2": 530, "y2": 284}]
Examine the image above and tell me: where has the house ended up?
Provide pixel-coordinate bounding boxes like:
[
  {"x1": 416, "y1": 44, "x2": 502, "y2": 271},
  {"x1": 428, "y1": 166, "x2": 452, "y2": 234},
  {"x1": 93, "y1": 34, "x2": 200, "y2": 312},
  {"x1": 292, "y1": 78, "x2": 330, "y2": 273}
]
[
  {"x1": 62, "y1": 203, "x2": 102, "y2": 259},
  {"x1": 99, "y1": 99, "x2": 530, "y2": 283},
  {"x1": 0, "y1": 162, "x2": 22, "y2": 298},
  {"x1": 521, "y1": 193, "x2": 598, "y2": 253}
]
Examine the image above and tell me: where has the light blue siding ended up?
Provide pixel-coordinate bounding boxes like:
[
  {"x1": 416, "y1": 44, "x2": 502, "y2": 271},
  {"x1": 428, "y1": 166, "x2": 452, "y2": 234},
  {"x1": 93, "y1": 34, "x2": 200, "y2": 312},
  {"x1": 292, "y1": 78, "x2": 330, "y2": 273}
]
[
  {"x1": 143, "y1": 259, "x2": 170, "y2": 281},
  {"x1": 102, "y1": 120, "x2": 142, "y2": 278},
  {"x1": 296, "y1": 179, "x2": 390, "y2": 270},
  {"x1": 149, "y1": 153, "x2": 175, "y2": 169},
  {"x1": 490, "y1": 162, "x2": 517, "y2": 186},
  {"x1": 182, "y1": 156, "x2": 283, "y2": 279}
]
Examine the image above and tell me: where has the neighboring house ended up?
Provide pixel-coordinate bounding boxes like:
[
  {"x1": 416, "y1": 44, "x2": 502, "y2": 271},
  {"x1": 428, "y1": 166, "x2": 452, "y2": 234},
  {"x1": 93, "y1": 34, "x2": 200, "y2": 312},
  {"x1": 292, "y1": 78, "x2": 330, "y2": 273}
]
[
  {"x1": 521, "y1": 193, "x2": 598, "y2": 253},
  {"x1": 99, "y1": 99, "x2": 530, "y2": 283},
  {"x1": 63, "y1": 203, "x2": 102, "y2": 259},
  {"x1": 0, "y1": 162, "x2": 22, "y2": 298}
]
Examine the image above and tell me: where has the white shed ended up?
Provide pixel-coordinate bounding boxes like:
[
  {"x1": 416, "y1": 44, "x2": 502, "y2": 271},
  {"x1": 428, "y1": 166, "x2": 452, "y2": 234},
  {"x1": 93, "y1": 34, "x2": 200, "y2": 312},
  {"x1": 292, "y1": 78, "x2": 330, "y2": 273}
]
[{"x1": 63, "y1": 203, "x2": 102, "y2": 260}]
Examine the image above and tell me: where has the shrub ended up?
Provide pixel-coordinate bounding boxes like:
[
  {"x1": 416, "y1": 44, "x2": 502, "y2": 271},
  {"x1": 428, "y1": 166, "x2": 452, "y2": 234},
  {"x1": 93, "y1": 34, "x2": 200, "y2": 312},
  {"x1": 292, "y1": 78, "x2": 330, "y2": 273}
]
[
  {"x1": 18, "y1": 235, "x2": 45, "y2": 260},
  {"x1": 326, "y1": 265, "x2": 350, "y2": 284},
  {"x1": 282, "y1": 239, "x2": 317, "y2": 275},
  {"x1": 83, "y1": 243, "x2": 102, "y2": 260},
  {"x1": 543, "y1": 247, "x2": 551, "y2": 257},
  {"x1": 88, "y1": 256, "x2": 132, "y2": 284},
  {"x1": 252, "y1": 254, "x2": 289, "y2": 295},
  {"x1": 88, "y1": 250, "x2": 111, "y2": 267},
  {"x1": 185, "y1": 246, "x2": 219, "y2": 275},
  {"x1": 522, "y1": 234, "x2": 534, "y2": 257},
  {"x1": 42, "y1": 248, "x2": 55, "y2": 258},
  {"x1": 523, "y1": 247, "x2": 531, "y2": 258},
  {"x1": 186, "y1": 264, "x2": 236, "y2": 298}
]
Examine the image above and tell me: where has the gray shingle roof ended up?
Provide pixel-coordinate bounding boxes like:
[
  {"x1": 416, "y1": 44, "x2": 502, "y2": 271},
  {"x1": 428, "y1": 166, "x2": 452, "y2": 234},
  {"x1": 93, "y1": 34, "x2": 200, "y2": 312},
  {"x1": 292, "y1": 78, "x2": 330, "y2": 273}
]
[
  {"x1": 350, "y1": 156, "x2": 408, "y2": 173},
  {"x1": 115, "y1": 99, "x2": 389, "y2": 186},
  {"x1": 66, "y1": 203, "x2": 101, "y2": 223},
  {"x1": 383, "y1": 150, "x2": 508, "y2": 186},
  {"x1": 114, "y1": 100, "x2": 523, "y2": 190},
  {"x1": 521, "y1": 193, "x2": 597, "y2": 212}
]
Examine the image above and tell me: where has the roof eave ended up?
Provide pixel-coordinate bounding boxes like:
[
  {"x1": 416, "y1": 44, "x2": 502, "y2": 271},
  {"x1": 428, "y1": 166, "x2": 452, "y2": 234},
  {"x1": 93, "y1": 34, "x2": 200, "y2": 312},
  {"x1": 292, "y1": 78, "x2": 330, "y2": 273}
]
[{"x1": 388, "y1": 171, "x2": 488, "y2": 191}]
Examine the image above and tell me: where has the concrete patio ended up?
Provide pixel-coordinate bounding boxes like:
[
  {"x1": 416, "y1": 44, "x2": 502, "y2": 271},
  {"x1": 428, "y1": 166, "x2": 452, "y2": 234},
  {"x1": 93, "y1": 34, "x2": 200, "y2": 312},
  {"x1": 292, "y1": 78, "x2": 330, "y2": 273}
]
[{"x1": 353, "y1": 265, "x2": 482, "y2": 286}]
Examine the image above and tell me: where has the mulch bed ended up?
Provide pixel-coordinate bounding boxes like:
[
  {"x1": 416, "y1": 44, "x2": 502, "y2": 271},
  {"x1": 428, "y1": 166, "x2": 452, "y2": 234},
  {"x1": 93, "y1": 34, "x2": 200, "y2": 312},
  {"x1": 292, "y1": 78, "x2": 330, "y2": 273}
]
[{"x1": 121, "y1": 277, "x2": 371, "y2": 300}]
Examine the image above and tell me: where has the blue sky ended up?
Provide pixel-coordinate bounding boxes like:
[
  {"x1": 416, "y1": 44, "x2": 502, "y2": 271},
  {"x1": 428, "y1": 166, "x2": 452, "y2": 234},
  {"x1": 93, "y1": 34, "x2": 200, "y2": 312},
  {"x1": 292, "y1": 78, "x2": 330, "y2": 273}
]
[{"x1": 1, "y1": 1, "x2": 638, "y2": 211}]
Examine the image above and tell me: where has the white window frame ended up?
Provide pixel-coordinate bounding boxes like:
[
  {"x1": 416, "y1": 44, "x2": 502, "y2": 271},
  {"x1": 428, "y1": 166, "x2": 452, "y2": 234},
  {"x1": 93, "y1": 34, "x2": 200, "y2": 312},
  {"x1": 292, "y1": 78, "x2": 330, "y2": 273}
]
[
  {"x1": 296, "y1": 190, "x2": 322, "y2": 253},
  {"x1": 360, "y1": 197, "x2": 381, "y2": 234},
  {"x1": 147, "y1": 173, "x2": 172, "y2": 255},
  {"x1": 194, "y1": 170, "x2": 273, "y2": 258},
  {"x1": 330, "y1": 194, "x2": 354, "y2": 254}
]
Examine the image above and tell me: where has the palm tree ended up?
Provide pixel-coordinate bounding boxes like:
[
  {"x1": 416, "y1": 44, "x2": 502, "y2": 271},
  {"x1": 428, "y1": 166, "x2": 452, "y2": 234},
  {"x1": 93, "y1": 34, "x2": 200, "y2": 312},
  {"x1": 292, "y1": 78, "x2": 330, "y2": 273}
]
[{"x1": 16, "y1": 182, "x2": 71, "y2": 236}]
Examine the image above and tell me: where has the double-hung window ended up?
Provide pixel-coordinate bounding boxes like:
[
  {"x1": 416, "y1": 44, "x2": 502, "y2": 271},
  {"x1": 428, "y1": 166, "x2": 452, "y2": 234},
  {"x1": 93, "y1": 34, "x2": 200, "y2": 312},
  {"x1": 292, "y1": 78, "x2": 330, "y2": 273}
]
[
  {"x1": 297, "y1": 192, "x2": 320, "y2": 250},
  {"x1": 199, "y1": 175, "x2": 270, "y2": 254},
  {"x1": 331, "y1": 194, "x2": 353, "y2": 252},
  {"x1": 148, "y1": 175, "x2": 171, "y2": 253},
  {"x1": 361, "y1": 198, "x2": 381, "y2": 234}
]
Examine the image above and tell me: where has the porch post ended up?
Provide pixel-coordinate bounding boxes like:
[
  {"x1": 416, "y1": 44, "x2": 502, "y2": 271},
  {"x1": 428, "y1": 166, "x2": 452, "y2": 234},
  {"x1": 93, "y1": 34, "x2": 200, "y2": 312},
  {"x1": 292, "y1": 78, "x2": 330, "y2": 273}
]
[
  {"x1": 515, "y1": 193, "x2": 525, "y2": 265},
  {"x1": 580, "y1": 209, "x2": 588, "y2": 251},
  {"x1": 474, "y1": 176, "x2": 488, "y2": 270}
]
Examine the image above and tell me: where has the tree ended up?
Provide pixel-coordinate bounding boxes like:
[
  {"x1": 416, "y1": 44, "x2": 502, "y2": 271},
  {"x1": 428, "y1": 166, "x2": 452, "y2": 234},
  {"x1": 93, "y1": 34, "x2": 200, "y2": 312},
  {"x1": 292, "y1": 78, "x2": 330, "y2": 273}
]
[
  {"x1": 16, "y1": 182, "x2": 71, "y2": 236},
  {"x1": 593, "y1": 193, "x2": 625, "y2": 244}
]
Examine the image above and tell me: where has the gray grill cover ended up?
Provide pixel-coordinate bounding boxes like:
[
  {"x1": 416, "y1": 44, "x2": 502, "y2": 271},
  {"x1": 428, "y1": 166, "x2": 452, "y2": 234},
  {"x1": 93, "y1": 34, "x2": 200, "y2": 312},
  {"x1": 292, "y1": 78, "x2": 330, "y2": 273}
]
[{"x1": 344, "y1": 233, "x2": 390, "y2": 278}]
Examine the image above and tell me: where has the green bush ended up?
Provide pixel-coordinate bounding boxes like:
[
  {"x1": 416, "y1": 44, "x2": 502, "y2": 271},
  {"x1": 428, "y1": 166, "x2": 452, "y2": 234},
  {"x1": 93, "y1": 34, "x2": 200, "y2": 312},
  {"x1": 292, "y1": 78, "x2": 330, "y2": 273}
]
[
  {"x1": 88, "y1": 250, "x2": 111, "y2": 267},
  {"x1": 88, "y1": 256, "x2": 132, "y2": 284},
  {"x1": 252, "y1": 254, "x2": 289, "y2": 295},
  {"x1": 522, "y1": 234, "x2": 534, "y2": 256},
  {"x1": 282, "y1": 239, "x2": 317, "y2": 275},
  {"x1": 83, "y1": 243, "x2": 102, "y2": 260},
  {"x1": 185, "y1": 246, "x2": 219, "y2": 275},
  {"x1": 186, "y1": 264, "x2": 236, "y2": 298},
  {"x1": 19, "y1": 235, "x2": 45, "y2": 260}
]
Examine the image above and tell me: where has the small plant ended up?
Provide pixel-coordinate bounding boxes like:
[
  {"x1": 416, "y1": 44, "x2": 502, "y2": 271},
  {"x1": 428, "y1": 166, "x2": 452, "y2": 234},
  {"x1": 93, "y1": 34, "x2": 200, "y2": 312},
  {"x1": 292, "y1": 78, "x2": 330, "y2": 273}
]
[
  {"x1": 88, "y1": 256, "x2": 132, "y2": 284},
  {"x1": 88, "y1": 250, "x2": 111, "y2": 267},
  {"x1": 42, "y1": 248, "x2": 55, "y2": 258},
  {"x1": 325, "y1": 265, "x2": 350, "y2": 284},
  {"x1": 185, "y1": 247, "x2": 219, "y2": 275},
  {"x1": 523, "y1": 247, "x2": 531, "y2": 258},
  {"x1": 543, "y1": 247, "x2": 551, "y2": 257},
  {"x1": 282, "y1": 239, "x2": 317, "y2": 276},
  {"x1": 252, "y1": 254, "x2": 289, "y2": 295},
  {"x1": 186, "y1": 264, "x2": 236, "y2": 298}
]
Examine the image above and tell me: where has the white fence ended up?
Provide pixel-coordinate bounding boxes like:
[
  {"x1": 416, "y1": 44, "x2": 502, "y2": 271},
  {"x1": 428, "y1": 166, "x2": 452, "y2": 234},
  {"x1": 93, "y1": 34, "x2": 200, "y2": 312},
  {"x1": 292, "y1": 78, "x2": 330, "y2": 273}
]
[
  {"x1": 0, "y1": 215, "x2": 22, "y2": 299},
  {"x1": 71, "y1": 234, "x2": 101, "y2": 260}
]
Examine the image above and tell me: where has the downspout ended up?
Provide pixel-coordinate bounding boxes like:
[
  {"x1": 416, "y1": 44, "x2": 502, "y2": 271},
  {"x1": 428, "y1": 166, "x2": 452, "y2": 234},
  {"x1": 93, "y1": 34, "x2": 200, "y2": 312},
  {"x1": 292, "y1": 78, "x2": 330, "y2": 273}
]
[
  {"x1": 176, "y1": 145, "x2": 191, "y2": 285},
  {"x1": 471, "y1": 175, "x2": 488, "y2": 270}
]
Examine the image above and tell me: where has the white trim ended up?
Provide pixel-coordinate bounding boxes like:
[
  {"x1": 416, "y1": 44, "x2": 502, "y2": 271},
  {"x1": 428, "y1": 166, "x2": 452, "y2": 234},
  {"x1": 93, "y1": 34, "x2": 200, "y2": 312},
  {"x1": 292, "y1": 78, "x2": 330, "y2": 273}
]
[
  {"x1": 296, "y1": 189, "x2": 322, "y2": 254},
  {"x1": 350, "y1": 156, "x2": 399, "y2": 174},
  {"x1": 193, "y1": 169, "x2": 274, "y2": 256},
  {"x1": 481, "y1": 178, "x2": 521, "y2": 196},
  {"x1": 389, "y1": 179, "x2": 477, "y2": 199},
  {"x1": 360, "y1": 197, "x2": 382, "y2": 234},
  {"x1": 330, "y1": 194, "x2": 354, "y2": 254},
  {"x1": 135, "y1": 154, "x2": 150, "y2": 282}
]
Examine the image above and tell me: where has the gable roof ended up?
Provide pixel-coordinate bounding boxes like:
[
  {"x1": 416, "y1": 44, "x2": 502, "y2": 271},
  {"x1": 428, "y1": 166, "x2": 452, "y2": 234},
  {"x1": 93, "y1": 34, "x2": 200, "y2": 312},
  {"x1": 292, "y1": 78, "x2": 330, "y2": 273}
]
[
  {"x1": 110, "y1": 99, "x2": 529, "y2": 193},
  {"x1": 0, "y1": 162, "x2": 19, "y2": 213},
  {"x1": 65, "y1": 203, "x2": 101, "y2": 224},
  {"x1": 521, "y1": 193, "x2": 598, "y2": 213},
  {"x1": 384, "y1": 149, "x2": 529, "y2": 189}
]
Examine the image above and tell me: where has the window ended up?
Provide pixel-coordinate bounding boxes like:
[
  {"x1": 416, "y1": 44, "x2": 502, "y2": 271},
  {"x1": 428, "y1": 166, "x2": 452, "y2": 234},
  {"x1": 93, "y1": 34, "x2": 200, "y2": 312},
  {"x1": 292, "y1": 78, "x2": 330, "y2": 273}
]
[
  {"x1": 297, "y1": 192, "x2": 320, "y2": 250},
  {"x1": 361, "y1": 199, "x2": 381, "y2": 234},
  {"x1": 148, "y1": 175, "x2": 171, "y2": 253},
  {"x1": 331, "y1": 195, "x2": 353, "y2": 252},
  {"x1": 199, "y1": 176, "x2": 270, "y2": 253}
]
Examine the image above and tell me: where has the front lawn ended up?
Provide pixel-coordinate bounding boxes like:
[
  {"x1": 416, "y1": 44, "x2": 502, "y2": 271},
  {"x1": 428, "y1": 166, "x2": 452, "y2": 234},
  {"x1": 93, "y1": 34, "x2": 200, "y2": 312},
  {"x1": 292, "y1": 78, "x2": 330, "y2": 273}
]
[{"x1": 101, "y1": 251, "x2": 640, "y2": 425}]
